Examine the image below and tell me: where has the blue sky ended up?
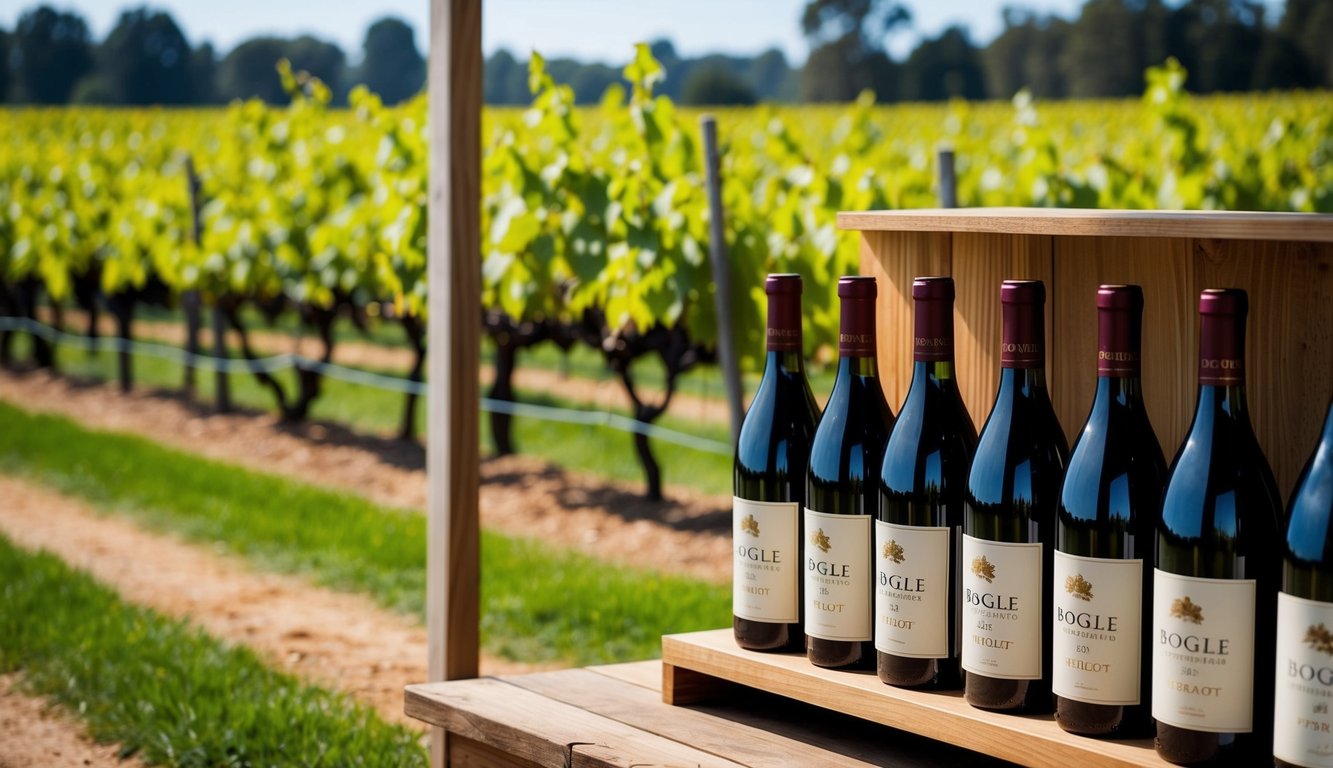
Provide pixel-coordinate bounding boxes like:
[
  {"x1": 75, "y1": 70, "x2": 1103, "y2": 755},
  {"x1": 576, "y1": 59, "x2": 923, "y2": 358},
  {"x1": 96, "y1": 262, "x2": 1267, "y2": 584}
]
[{"x1": 0, "y1": 0, "x2": 1286, "y2": 64}]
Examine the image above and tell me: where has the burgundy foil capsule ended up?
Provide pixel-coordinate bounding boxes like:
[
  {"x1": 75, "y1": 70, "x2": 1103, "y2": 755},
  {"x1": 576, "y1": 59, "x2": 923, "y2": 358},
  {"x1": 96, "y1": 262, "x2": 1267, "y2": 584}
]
[
  {"x1": 1000, "y1": 279, "x2": 1046, "y2": 368},
  {"x1": 913, "y1": 276, "x2": 955, "y2": 362},
  {"x1": 1198, "y1": 288, "x2": 1248, "y2": 387},
  {"x1": 1096, "y1": 284, "x2": 1143, "y2": 377},
  {"x1": 838, "y1": 276, "x2": 878, "y2": 357},
  {"x1": 765, "y1": 274, "x2": 803, "y2": 352}
]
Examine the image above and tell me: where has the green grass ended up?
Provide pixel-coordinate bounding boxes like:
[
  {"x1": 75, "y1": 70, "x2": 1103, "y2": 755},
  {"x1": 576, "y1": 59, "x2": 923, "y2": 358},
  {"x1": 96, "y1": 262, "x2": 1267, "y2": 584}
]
[
  {"x1": 0, "y1": 401, "x2": 730, "y2": 665},
  {"x1": 0, "y1": 534, "x2": 426, "y2": 767},
  {"x1": 42, "y1": 339, "x2": 736, "y2": 497}
]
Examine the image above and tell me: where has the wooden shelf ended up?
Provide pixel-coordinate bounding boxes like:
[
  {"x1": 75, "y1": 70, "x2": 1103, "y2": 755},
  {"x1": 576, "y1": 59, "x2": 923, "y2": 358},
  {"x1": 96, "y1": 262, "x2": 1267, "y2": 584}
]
[
  {"x1": 836, "y1": 207, "x2": 1333, "y2": 242},
  {"x1": 662, "y1": 629, "x2": 1172, "y2": 768}
]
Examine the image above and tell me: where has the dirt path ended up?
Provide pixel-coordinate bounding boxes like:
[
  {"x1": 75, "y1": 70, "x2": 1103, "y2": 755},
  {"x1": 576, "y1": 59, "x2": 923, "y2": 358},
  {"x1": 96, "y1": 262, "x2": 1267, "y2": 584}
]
[
  {"x1": 0, "y1": 476, "x2": 548, "y2": 731},
  {"x1": 0, "y1": 674, "x2": 142, "y2": 768},
  {"x1": 47, "y1": 310, "x2": 737, "y2": 424},
  {"x1": 0, "y1": 369, "x2": 731, "y2": 584}
]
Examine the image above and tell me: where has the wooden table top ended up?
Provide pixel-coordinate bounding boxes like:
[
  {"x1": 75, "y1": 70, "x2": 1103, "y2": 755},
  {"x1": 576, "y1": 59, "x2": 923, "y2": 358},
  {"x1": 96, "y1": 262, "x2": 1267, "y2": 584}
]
[{"x1": 406, "y1": 659, "x2": 1016, "y2": 767}]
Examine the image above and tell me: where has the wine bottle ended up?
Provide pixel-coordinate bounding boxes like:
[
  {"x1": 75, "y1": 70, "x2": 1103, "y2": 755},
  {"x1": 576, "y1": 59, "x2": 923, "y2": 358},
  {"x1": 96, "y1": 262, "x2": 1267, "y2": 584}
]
[
  {"x1": 963, "y1": 279, "x2": 1069, "y2": 712},
  {"x1": 805, "y1": 275, "x2": 895, "y2": 669},
  {"x1": 1154, "y1": 288, "x2": 1282, "y2": 765},
  {"x1": 1274, "y1": 397, "x2": 1333, "y2": 768},
  {"x1": 876, "y1": 276, "x2": 976, "y2": 688},
  {"x1": 734, "y1": 274, "x2": 821, "y2": 652},
  {"x1": 1053, "y1": 285, "x2": 1166, "y2": 737}
]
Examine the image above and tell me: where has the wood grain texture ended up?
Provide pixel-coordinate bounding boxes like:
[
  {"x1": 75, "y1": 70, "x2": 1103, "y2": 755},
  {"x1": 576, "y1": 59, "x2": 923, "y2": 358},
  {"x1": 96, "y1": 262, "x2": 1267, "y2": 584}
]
[
  {"x1": 949, "y1": 232, "x2": 1054, "y2": 426},
  {"x1": 1192, "y1": 238, "x2": 1333, "y2": 496},
  {"x1": 406, "y1": 680, "x2": 745, "y2": 768},
  {"x1": 449, "y1": 735, "x2": 543, "y2": 768},
  {"x1": 857, "y1": 230, "x2": 951, "y2": 410},
  {"x1": 1051, "y1": 236, "x2": 1194, "y2": 450},
  {"x1": 662, "y1": 629, "x2": 1170, "y2": 768},
  {"x1": 838, "y1": 208, "x2": 1333, "y2": 243},
  {"x1": 586, "y1": 660, "x2": 661, "y2": 691},
  {"x1": 662, "y1": 662, "x2": 736, "y2": 706},
  {"x1": 514, "y1": 668, "x2": 1002, "y2": 768},
  {"x1": 426, "y1": 0, "x2": 482, "y2": 704}
]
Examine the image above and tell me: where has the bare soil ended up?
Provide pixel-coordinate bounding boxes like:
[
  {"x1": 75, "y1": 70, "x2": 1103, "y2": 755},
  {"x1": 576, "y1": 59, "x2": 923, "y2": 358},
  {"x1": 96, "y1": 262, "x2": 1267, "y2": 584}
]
[
  {"x1": 0, "y1": 368, "x2": 732, "y2": 584},
  {"x1": 0, "y1": 674, "x2": 142, "y2": 768},
  {"x1": 0, "y1": 476, "x2": 547, "y2": 732}
]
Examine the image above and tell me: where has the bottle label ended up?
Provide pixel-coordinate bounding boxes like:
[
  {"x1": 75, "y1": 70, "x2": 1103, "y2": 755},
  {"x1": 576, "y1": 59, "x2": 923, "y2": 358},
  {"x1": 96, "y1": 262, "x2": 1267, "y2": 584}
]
[
  {"x1": 875, "y1": 521, "x2": 950, "y2": 658},
  {"x1": 1151, "y1": 569, "x2": 1255, "y2": 733},
  {"x1": 803, "y1": 509, "x2": 872, "y2": 642},
  {"x1": 1052, "y1": 551, "x2": 1142, "y2": 705},
  {"x1": 1274, "y1": 591, "x2": 1333, "y2": 766},
  {"x1": 732, "y1": 498, "x2": 799, "y2": 624},
  {"x1": 960, "y1": 534, "x2": 1043, "y2": 679}
]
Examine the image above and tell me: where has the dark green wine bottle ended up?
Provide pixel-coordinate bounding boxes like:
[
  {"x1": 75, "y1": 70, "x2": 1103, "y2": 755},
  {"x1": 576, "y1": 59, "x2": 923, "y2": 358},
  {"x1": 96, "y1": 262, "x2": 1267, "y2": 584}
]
[
  {"x1": 805, "y1": 275, "x2": 895, "y2": 670},
  {"x1": 734, "y1": 274, "x2": 821, "y2": 652},
  {"x1": 1274, "y1": 397, "x2": 1333, "y2": 768}
]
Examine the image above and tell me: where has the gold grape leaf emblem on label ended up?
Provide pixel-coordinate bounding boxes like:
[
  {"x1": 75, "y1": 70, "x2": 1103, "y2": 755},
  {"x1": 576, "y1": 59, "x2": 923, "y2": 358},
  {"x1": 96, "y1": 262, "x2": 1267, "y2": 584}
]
[
  {"x1": 1304, "y1": 623, "x2": 1333, "y2": 656},
  {"x1": 882, "y1": 540, "x2": 904, "y2": 564},
  {"x1": 1065, "y1": 574, "x2": 1094, "y2": 602},
  {"x1": 971, "y1": 555, "x2": 995, "y2": 583},
  {"x1": 811, "y1": 528, "x2": 831, "y2": 554},
  {"x1": 1171, "y1": 596, "x2": 1204, "y2": 625},
  {"x1": 740, "y1": 514, "x2": 760, "y2": 537}
]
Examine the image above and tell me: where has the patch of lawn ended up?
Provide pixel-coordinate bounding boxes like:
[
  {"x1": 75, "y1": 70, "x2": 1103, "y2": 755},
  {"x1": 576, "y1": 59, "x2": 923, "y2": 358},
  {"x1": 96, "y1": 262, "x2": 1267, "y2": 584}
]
[
  {"x1": 0, "y1": 533, "x2": 426, "y2": 767},
  {"x1": 0, "y1": 401, "x2": 730, "y2": 665},
  {"x1": 43, "y1": 341, "x2": 736, "y2": 497}
]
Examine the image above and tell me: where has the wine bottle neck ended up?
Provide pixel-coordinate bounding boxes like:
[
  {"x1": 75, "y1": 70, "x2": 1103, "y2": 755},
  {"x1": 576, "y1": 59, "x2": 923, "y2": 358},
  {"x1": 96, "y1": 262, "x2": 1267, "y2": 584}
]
[
  {"x1": 765, "y1": 349, "x2": 806, "y2": 375},
  {"x1": 997, "y1": 365, "x2": 1049, "y2": 398},
  {"x1": 838, "y1": 354, "x2": 880, "y2": 379},
  {"x1": 1092, "y1": 374, "x2": 1145, "y2": 408},
  {"x1": 912, "y1": 359, "x2": 958, "y2": 388},
  {"x1": 1195, "y1": 383, "x2": 1252, "y2": 423}
]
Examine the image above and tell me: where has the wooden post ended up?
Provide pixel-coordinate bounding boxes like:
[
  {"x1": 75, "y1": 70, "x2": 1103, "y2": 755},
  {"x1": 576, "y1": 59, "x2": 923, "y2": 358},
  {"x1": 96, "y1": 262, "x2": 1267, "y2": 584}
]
[
  {"x1": 937, "y1": 145, "x2": 957, "y2": 208},
  {"x1": 428, "y1": 0, "x2": 482, "y2": 766},
  {"x1": 183, "y1": 156, "x2": 203, "y2": 395},
  {"x1": 700, "y1": 115, "x2": 743, "y2": 444}
]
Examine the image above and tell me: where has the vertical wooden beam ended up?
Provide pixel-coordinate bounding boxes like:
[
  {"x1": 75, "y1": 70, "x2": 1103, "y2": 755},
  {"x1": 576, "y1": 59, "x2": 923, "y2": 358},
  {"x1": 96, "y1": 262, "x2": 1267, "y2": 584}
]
[{"x1": 428, "y1": 0, "x2": 482, "y2": 765}]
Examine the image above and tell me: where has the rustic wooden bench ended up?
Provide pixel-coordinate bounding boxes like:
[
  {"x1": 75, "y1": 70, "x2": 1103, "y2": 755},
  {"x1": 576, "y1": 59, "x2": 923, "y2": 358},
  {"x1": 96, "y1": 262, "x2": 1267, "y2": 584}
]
[{"x1": 405, "y1": 652, "x2": 1015, "y2": 767}]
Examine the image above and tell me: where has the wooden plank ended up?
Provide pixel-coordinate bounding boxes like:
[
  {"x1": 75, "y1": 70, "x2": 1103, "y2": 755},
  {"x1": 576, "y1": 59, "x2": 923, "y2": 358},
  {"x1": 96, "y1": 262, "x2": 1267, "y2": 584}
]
[
  {"x1": 1051, "y1": 236, "x2": 1194, "y2": 451},
  {"x1": 949, "y1": 233, "x2": 1054, "y2": 427},
  {"x1": 585, "y1": 660, "x2": 662, "y2": 691},
  {"x1": 837, "y1": 208, "x2": 1333, "y2": 243},
  {"x1": 1193, "y1": 238, "x2": 1333, "y2": 496},
  {"x1": 512, "y1": 668, "x2": 1006, "y2": 768},
  {"x1": 405, "y1": 679, "x2": 746, "y2": 768},
  {"x1": 427, "y1": 1, "x2": 482, "y2": 764},
  {"x1": 663, "y1": 660, "x2": 737, "y2": 705},
  {"x1": 450, "y1": 735, "x2": 543, "y2": 768},
  {"x1": 662, "y1": 629, "x2": 1169, "y2": 768},
  {"x1": 858, "y1": 230, "x2": 951, "y2": 410}
]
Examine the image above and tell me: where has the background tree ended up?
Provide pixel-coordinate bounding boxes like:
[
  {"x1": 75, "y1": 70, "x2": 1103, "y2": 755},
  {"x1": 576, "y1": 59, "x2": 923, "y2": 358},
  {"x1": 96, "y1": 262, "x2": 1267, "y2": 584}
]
[
  {"x1": 746, "y1": 49, "x2": 796, "y2": 101},
  {"x1": 85, "y1": 8, "x2": 194, "y2": 105},
  {"x1": 681, "y1": 60, "x2": 757, "y2": 105},
  {"x1": 484, "y1": 49, "x2": 528, "y2": 104},
  {"x1": 983, "y1": 9, "x2": 1070, "y2": 99},
  {"x1": 1061, "y1": 0, "x2": 1166, "y2": 98},
  {"x1": 799, "y1": 0, "x2": 911, "y2": 102},
  {"x1": 188, "y1": 42, "x2": 218, "y2": 104},
  {"x1": 217, "y1": 35, "x2": 345, "y2": 104},
  {"x1": 900, "y1": 26, "x2": 985, "y2": 101},
  {"x1": 354, "y1": 17, "x2": 424, "y2": 105},
  {"x1": 0, "y1": 29, "x2": 10, "y2": 102},
  {"x1": 1279, "y1": 0, "x2": 1333, "y2": 87},
  {"x1": 10, "y1": 5, "x2": 93, "y2": 104}
]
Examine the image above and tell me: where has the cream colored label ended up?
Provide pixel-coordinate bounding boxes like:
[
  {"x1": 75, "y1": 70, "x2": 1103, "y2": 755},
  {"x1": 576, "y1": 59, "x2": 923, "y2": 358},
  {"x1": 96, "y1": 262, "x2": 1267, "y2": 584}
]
[
  {"x1": 1275, "y1": 591, "x2": 1333, "y2": 766},
  {"x1": 875, "y1": 521, "x2": 950, "y2": 658},
  {"x1": 1152, "y1": 570, "x2": 1255, "y2": 733},
  {"x1": 960, "y1": 535, "x2": 1043, "y2": 680},
  {"x1": 732, "y1": 498, "x2": 799, "y2": 624},
  {"x1": 803, "y1": 509, "x2": 872, "y2": 642},
  {"x1": 1052, "y1": 551, "x2": 1142, "y2": 705}
]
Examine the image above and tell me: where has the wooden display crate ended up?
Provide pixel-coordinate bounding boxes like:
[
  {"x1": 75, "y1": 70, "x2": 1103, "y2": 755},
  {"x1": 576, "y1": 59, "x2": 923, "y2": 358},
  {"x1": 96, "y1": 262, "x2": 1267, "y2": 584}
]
[
  {"x1": 658, "y1": 210, "x2": 1333, "y2": 767},
  {"x1": 844, "y1": 208, "x2": 1333, "y2": 494},
  {"x1": 662, "y1": 629, "x2": 1166, "y2": 767}
]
